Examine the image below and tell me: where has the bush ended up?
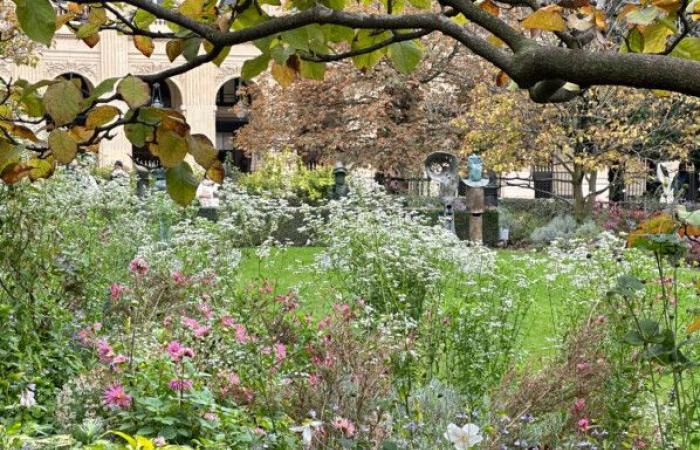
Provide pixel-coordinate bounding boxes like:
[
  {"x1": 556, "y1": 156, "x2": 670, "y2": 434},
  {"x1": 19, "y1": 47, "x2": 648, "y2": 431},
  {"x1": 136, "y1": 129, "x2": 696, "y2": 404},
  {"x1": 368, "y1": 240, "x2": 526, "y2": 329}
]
[
  {"x1": 500, "y1": 198, "x2": 572, "y2": 244},
  {"x1": 531, "y1": 215, "x2": 578, "y2": 244}
]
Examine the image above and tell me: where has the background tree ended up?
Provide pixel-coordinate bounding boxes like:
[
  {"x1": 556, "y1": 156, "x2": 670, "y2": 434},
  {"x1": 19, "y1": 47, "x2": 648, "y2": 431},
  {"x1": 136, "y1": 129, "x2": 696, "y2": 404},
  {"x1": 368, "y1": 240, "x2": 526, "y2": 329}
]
[
  {"x1": 458, "y1": 84, "x2": 700, "y2": 221},
  {"x1": 2, "y1": 0, "x2": 700, "y2": 204},
  {"x1": 0, "y1": 2, "x2": 37, "y2": 66},
  {"x1": 237, "y1": 35, "x2": 483, "y2": 176}
]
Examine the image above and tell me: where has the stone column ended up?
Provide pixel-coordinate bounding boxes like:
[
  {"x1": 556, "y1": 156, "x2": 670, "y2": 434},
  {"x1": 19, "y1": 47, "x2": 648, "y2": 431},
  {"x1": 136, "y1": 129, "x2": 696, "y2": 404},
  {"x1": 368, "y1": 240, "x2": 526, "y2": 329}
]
[
  {"x1": 99, "y1": 30, "x2": 131, "y2": 167},
  {"x1": 466, "y1": 187, "x2": 485, "y2": 243}
]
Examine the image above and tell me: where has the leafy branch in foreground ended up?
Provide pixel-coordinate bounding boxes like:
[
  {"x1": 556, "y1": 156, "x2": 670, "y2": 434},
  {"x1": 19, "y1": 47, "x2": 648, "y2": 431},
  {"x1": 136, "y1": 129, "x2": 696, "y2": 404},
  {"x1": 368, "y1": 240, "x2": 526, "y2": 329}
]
[{"x1": 2, "y1": 0, "x2": 700, "y2": 204}]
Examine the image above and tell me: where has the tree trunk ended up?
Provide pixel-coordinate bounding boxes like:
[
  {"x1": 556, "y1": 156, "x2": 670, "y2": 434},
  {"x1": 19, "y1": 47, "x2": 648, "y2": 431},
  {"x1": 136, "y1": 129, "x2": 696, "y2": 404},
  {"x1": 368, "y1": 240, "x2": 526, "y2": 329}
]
[{"x1": 572, "y1": 166, "x2": 587, "y2": 224}]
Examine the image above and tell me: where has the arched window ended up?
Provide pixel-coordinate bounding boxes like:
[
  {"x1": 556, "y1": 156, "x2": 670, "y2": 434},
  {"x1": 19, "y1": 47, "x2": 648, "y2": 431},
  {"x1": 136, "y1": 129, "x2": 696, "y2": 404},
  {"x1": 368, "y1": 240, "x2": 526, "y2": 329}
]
[{"x1": 215, "y1": 78, "x2": 252, "y2": 173}]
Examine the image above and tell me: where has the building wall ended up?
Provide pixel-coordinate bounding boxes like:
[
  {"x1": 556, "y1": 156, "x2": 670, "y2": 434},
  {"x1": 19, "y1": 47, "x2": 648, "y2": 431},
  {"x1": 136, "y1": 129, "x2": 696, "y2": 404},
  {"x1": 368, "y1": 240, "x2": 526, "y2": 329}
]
[{"x1": 4, "y1": 25, "x2": 259, "y2": 168}]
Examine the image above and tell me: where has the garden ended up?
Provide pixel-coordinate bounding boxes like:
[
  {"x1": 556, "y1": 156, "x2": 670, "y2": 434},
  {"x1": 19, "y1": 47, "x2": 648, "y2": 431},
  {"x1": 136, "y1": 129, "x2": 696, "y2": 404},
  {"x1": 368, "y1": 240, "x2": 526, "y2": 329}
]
[{"x1": 2, "y1": 164, "x2": 700, "y2": 450}]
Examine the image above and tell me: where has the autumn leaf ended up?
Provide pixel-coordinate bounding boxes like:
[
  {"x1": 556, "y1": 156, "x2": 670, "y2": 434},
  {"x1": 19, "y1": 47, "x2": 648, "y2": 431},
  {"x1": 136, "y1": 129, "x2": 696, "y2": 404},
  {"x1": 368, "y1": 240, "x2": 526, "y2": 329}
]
[
  {"x1": 166, "y1": 161, "x2": 198, "y2": 206},
  {"x1": 43, "y1": 79, "x2": 83, "y2": 126},
  {"x1": 688, "y1": 316, "x2": 700, "y2": 334},
  {"x1": 479, "y1": 0, "x2": 500, "y2": 16},
  {"x1": 82, "y1": 33, "x2": 100, "y2": 48},
  {"x1": 118, "y1": 76, "x2": 151, "y2": 108},
  {"x1": 188, "y1": 134, "x2": 219, "y2": 169},
  {"x1": 85, "y1": 105, "x2": 120, "y2": 129},
  {"x1": 155, "y1": 126, "x2": 188, "y2": 167},
  {"x1": 27, "y1": 157, "x2": 55, "y2": 181},
  {"x1": 522, "y1": 6, "x2": 567, "y2": 32},
  {"x1": 134, "y1": 35, "x2": 155, "y2": 57},
  {"x1": 48, "y1": 129, "x2": 78, "y2": 164},
  {"x1": 166, "y1": 40, "x2": 184, "y2": 62},
  {"x1": 206, "y1": 160, "x2": 225, "y2": 184},
  {"x1": 271, "y1": 61, "x2": 297, "y2": 87}
]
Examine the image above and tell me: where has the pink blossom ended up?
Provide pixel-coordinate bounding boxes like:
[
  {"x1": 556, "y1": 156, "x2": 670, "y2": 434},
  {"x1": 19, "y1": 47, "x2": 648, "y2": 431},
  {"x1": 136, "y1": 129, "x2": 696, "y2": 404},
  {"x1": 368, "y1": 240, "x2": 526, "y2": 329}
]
[
  {"x1": 573, "y1": 398, "x2": 586, "y2": 414},
  {"x1": 103, "y1": 384, "x2": 132, "y2": 409},
  {"x1": 153, "y1": 437, "x2": 166, "y2": 447},
  {"x1": 228, "y1": 372, "x2": 241, "y2": 385},
  {"x1": 182, "y1": 317, "x2": 201, "y2": 330},
  {"x1": 168, "y1": 379, "x2": 193, "y2": 391},
  {"x1": 203, "y1": 412, "x2": 218, "y2": 421},
  {"x1": 332, "y1": 417, "x2": 355, "y2": 437},
  {"x1": 253, "y1": 428, "x2": 266, "y2": 436},
  {"x1": 234, "y1": 323, "x2": 250, "y2": 343},
  {"x1": 220, "y1": 315, "x2": 235, "y2": 328},
  {"x1": 194, "y1": 326, "x2": 211, "y2": 338},
  {"x1": 576, "y1": 362, "x2": 590, "y2": 373},
  {"x1": 273, "y1": 342, "x2": 286, "y2": 363},
  {"x1": 309, "y1": 373, "x2": 321, "y2": 386},
  {"x1": 317, "y1": 317, "x2": 332, "y2": 330},
  {"x1": 165, "y1": 341, "x2": 194, "y2": 362},
  {"x1": 171, "y1": 271, "x2": 189, "y2": 286},
  {"x1": 109, "y1": 283, "x2": 128, "y2": 301},
  {"x1": 110, "y1": 354, "x2": 128, "y2": 370},
  {"x1": 198, "y1": 303, "x2": 213, "y2": 319},
  {"x1": 128, "y1": 257, "x2": 149, "y2": 276},
  {"x1": 577, "y1": 418, "x2": 590, "y2": 432},
  {"x1": 95, "y1": 340, "x2": 115, "y2": 364},
  {"x1": 333, "y1": 303, "x2": 352, "y2": 320}
]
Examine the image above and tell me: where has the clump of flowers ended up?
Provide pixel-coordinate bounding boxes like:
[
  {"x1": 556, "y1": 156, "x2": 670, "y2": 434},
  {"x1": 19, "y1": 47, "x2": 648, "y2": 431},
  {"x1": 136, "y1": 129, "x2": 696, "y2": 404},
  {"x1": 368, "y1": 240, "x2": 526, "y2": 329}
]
[{"x1": 103, "y1": 384, "x2": 132, "y2": 409}]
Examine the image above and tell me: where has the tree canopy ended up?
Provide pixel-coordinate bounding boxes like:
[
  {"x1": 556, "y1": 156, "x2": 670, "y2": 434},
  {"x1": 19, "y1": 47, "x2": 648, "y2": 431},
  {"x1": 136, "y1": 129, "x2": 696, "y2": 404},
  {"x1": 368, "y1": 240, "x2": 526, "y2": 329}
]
[{"x1": 2, "y1": 0, "x2": 700, "y2": 204}]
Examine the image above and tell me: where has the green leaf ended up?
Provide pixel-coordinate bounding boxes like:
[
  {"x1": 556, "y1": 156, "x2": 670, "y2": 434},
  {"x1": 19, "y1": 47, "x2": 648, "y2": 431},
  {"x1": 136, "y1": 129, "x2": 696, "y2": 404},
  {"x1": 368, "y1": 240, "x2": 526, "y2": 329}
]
[
  {"x1": 322, "y1": 0, "x2": 345, "y2": 9},
  {"x1": 624, "y1": 330, "x2": 645, "y2": 346},
  {"x1": 118, "y1": 76, "x2": 151, "y2": 108},
  {"x1": 281, "y1": 27, "x2": 309, "y2": 51},
  {"x1": 407, "y1": 0, "x2": 430, "y2": 8},
  {"x1": 43, "y1": 79, "x2": 83, "y2": 126},
  {"x1": 12, "y1": 0, "x2": 56, "y2": 45},
  {"x1": 156, "y1": 126, "x2": 188, "y2": 168},
  {"x1": 241, "y1": 54, "x2": 271, "y2": 80},
  {"x1": 48, "y1": 129, "x2": 78, "y2": 164},
  {"x1": 299, "y1": 60, "x2": 326, "y2": 80},
  {"x1": 388, "y1": 40, "x2": 423, "y2": 74},
  {"x1": 82, "y1": 78, "x2": 119, "y2": 108},
  {"x1": 182, "y1": 37, "x2": 203, "y2": 62},
  {"x1": 626, "y1": 6, "x2": 664, "y2": 26},
  {"x1": 125, "y1": 123, "x2": 153, "y2": 147},
  {"x1": 351, "y1": 30, "x2": 391, "y2": 70},
  {"x1": 670, "y1": 37, "x2": 700, "y2": 61},
  {"x1": 134, "y1": 8, "x2": 156, "y2": 28},
  {"x1": 613, "y1": 274, "x2": 644, "y2": 297},
  {"x1": 166, "y1": 161, "x2": 198, "y2": 206},
  {"x1": 76, "y1": 22, "x2": 100, "y2": 39},
  {"x1": 323, "y1": 24, "x2": 354, "y2": 43}
]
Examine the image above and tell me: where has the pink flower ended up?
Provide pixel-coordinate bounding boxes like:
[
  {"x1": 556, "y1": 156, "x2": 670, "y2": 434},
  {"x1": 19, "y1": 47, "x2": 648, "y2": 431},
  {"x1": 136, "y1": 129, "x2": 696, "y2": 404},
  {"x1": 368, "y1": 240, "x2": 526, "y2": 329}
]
[
  {"x1": 128, "y1": 257, "x2": 149, "y2": 276},
  {"x1": 317, "y1": 317, "x2": 332, "y2": 330},
  {"x1": 109, "y1": 283, "x2": 128, "y2": 301},
  {"x1": 165, "y1": 341, "x2": 194, "y2": 362},
  {"x1": 171, "y1": 271, "x2": 189, "y2": 286},
  {"x1": 234, "y1": 323, "x2": 250, "y2": 343},
  {"x1": 332, "y1": 417, "x2": 355, "y2": 437},
  {"x1": 309, "y1": 373, "x2": 321, "y2": 386},
  {"x1": 274, "y1": 342, "x2": 286, "y2": 363},
  {"x1": 198, "y1": 303, "x2": 213, "y2": 319},
  {"x1": 194, "y1": 326, "x2": 211, "y2": 338},
  {"x1": 253, "y1": 428, "x2": 266, "y2": 436},
  {"x1": 153, "y1": 437, "x2": 166, "y2": 447},
  {"x1": 573, "y1": 398, "x2": 586, "y2": 414},
  {"x1": 577, "y1": 418, "x2": 590, "y2": 432},
  {"x1": 203, "y1": 412, "x2": 218, "y2": 421},
  {"x1": 228, "y1": 372, "x2": 241, "y2": 385},
  {"x1": 110, "y1": 354, "x2": 128, "y2": 370},
  {"x1": 95, "y1": 340, "x2": 115, "y2": 364},
  {"x1": 220, "y1": 315, "x2": 235, "y2": 328},
  {"x1": 103, "y1": 384, "x2": 132, "y2": 409},
  {"x1": 333, "y1": 303, "x2": 352, "y2": 320},
  {"x1": 182, "y1": 317, "x2": 201, "y2": 330},
  {"x1": 168, "y1": 379, "x2": 193, "y2": 391},
  {"x1": 576, "y1": 362, "x2": 590, "y2": 373}
]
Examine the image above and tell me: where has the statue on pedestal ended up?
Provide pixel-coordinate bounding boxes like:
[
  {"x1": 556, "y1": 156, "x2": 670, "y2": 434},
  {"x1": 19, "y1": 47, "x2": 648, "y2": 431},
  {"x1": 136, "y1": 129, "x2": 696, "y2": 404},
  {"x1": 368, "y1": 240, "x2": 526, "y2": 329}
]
[{"x1": 329, "y1": 162, "x2": 349, "y2": 200}]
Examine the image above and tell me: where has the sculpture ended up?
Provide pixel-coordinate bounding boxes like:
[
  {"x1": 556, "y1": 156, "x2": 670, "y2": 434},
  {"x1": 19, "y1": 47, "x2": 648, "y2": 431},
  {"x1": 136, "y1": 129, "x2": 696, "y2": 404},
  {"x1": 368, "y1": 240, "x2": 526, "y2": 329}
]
[
  {"x1": 464, "y1": 154, "x2": 489, "y2": 187},
  {"x1": 424, "y1": 151, "x2": 460, "y2": 233},
  {"x1": 329, "y1": 162, "x2": 350, "y2": 199}
]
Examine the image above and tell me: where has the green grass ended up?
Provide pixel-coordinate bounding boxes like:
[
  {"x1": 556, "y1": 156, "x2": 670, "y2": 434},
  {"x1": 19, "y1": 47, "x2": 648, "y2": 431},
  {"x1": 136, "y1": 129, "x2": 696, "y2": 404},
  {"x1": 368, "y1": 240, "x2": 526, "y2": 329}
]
[{"x1": 238, "y1": 247, "x2": 567, "y2": 356}]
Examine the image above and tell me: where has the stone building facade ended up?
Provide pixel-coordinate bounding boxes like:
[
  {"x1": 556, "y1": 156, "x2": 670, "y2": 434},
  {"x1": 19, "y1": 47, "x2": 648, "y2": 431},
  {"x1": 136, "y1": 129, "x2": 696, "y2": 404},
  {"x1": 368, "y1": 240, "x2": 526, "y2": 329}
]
[{"x1": 4, "y1": 22, "x2": 259, "y2": 170}]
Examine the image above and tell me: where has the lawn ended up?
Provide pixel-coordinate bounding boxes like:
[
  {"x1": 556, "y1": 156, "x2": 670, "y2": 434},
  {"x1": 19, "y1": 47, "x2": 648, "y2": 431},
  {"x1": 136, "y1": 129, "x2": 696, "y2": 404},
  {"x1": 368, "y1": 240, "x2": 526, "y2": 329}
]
[{"x1": 239, "y1": 246, "x2": 574, "y2": 361}]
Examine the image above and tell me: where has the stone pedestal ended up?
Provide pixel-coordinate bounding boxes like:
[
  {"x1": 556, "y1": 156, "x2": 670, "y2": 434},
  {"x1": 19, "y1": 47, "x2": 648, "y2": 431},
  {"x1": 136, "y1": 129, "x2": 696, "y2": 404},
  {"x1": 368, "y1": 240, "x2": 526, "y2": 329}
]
[{"x1": 466, "y1": 186, "x2": 484, "y2": 243}]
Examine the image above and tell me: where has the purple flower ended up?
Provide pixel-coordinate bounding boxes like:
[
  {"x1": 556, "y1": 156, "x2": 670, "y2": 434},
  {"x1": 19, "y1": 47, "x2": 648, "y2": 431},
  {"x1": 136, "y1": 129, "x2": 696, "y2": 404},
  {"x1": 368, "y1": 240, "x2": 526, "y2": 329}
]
[
  {"x1": 103, "y1": 384, "x2": 132, "y2": 409},
  {"x1": 168, "y1": 379, "x2": 193, "y2": 391}
]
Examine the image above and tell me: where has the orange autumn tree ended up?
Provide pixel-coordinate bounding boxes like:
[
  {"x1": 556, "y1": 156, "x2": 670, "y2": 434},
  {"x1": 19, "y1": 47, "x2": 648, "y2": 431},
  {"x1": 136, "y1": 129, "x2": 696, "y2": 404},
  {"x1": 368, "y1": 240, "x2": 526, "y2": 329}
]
[{"x1": 457, "y1": 83, "x2": 700, "y2": 222}]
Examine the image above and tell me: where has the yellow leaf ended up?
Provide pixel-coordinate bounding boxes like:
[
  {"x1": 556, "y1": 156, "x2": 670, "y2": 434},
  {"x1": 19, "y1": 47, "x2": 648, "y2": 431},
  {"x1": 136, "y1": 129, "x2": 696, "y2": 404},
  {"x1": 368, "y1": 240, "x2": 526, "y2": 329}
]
[
  {"x1": 487, "y1": 34, "x2": 505, "y2": 47},
  {"x1": 48, "y1": 129, "x2": 78, "y2": 164},
  {"x1": 640, "y1": 22, "x2": 674, "y2": 53},
  {"x1": 188, "y1": 134, "x2": 219, "y2": 169},
  {"x1": 479, "y1": 0, "x2": 500, "y2": 16},
  {"x1": 166, "y1": 40, "x2": 183, "y2": 62},
  {"x1": 271, "y1": 61, "x2": 297, "y2": 87},
  {"x1": 688, "y1": 316, "x2": 700, "y2": 334},
  {"x1": 134, "y1": 36, "x2": 155, "y2": 57},
  {"x1": 522, "y1": 6, "x2": 567, "y2": 31},
  {"x1": 206, "y1": 159, "x2": 225, "y2": 184},
  {"x1": 82, "y1": 33, "x2": 100, "y2": 48},
  {"x1": 86, "y1": 105, "x2": 120, "y2": 129}
]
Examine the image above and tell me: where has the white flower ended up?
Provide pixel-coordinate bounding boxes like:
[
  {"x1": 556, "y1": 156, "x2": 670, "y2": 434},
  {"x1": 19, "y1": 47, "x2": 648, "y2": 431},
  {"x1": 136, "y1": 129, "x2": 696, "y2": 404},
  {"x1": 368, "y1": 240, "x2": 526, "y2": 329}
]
[
  {"x1": 444, "y1": 423, "x2": 483, "y2": 450},
  {"x1": 19, "y1": 384, "x2": 36, "y2": 408},
  {"x1": 290, "y1": 420, "x2": 322, "y2": 448}
]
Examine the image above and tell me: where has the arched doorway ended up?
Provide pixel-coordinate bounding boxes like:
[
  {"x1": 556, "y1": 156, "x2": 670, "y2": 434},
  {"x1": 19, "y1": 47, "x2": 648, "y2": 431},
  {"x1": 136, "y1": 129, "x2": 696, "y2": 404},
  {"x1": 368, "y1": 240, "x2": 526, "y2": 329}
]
[
  {"x1": 215, "y1": 78, "x2": 251, "y2": 173},
  {"x1": 132, "y1": 79, "x2": 183, "y2": 168}
]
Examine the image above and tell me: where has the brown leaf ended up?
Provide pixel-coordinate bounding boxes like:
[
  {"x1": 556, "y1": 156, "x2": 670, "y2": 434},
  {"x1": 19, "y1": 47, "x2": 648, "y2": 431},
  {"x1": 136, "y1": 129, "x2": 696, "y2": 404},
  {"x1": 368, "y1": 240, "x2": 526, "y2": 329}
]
[
  {"x1": 82, "y1": 33, "x2": 100, "y2": 48},
  {"x1": 495, "y1": 70, "x2": 510, "y2": 87},
  {"x1": 1, "y1": 162, "x2": 31, "y2": 184},
  {"x1": 479, "y1": 0, "x2": 500, "y2": 16},
  {"x1": 166, "y1": 40, "x2": 184, "y2": 62},
  {"x1": 206, "y1": 160, "x2": 225, "y2": 184},
  {"x1": 134, "y1": 36, "x2": 155, "y2": 58}
]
